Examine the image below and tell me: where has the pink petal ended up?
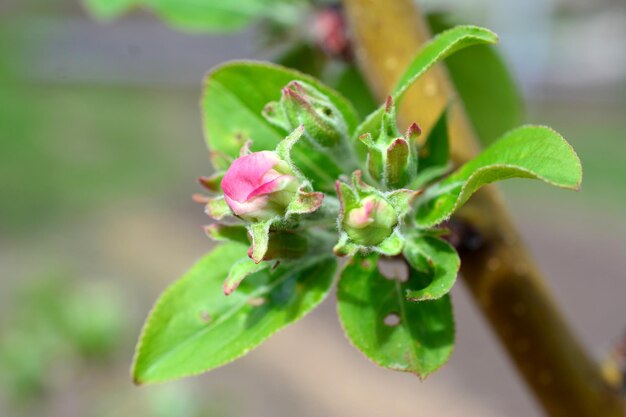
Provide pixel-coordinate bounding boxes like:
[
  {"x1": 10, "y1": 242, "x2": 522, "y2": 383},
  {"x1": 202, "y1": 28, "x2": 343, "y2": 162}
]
[
  {"x1": 247, "y1": 174, "x2": 292, "y2": 200},
  {"x1": 221, "y1": 151, "x2": 280, "y2": 202},
  {"x1": 224, "y1": 194, "x2": 270, "y2": 216},
  {"x1": 347, "y1": 200, "x2": 375, "y2": 228}
]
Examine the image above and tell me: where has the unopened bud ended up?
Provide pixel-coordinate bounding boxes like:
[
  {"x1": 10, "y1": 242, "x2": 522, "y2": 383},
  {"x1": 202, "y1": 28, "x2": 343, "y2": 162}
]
[
  {"x1": 264, "y1": 81, "x2": 347, "y2": 148},
  {"x1": 221, "y1": 151, "x2": 299, "y2": 222},
  {"x1": 361, "y1": 97, "x2": 420, "y2": 189},
  {"x1": 344, "y1": 195, "x2": 398, "y2": 246}
]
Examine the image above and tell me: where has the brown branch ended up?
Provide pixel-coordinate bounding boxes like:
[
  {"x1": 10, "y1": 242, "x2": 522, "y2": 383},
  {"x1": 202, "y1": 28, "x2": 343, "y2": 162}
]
[{"x1": 341, "y1": 0, "x2": 626, "y2": 415}]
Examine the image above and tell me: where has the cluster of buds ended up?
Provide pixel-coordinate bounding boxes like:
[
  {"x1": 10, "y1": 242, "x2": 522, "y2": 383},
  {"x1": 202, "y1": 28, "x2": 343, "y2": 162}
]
[
  {"x1": 359, "y1": 97, "x2": 422, "y2": 190},
  {"x1": 197, "y1": 82, "x2": 431, "y2": 294},
  {"x1": 334, "y1": 171, "x2": 419, "y2": 257}
]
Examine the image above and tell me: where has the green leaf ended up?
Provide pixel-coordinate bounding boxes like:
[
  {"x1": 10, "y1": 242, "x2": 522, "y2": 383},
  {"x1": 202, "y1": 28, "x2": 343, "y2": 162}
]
[
  {"x1": 355, "y1": 25, "x2": 498, "y2": 139},
  {"x1": 204, "y1": 224, "x2": 249, "y2": 245},
  {"x1": 416, "y1": 125, "x2": 583, "y2": 227},
  {"x1": 132, "y1": 243, "x2": 337, "y2": 384},
  {"x1": 84, "y1": 0, "x2": 301, "y2": 32},
  {"x1": 275, "y1": 42, "x2": 326, "y2": 79},
  {"x1": 337, "y1": 254, "x2": 455, "y2": 378},
  {"x1": 428, "y1": 13, "x2": 524, "y2": 145},
  {"x1": 403, "y1": 234, "x2": 460, "y2": 301},
  {"x1": 83, "y1": 0, "x2": 136, "y2": 19},
  {"x1": 333, "y1": 64, "x2": 378, "y2": 120},
  {"x1": 202, "y1": 61, "x2": 359, "y2": 191}
]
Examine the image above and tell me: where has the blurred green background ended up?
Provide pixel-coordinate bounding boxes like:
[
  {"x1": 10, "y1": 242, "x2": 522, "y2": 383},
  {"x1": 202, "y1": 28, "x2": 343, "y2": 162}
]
[{"x1": 1, "y1": 0, "x2": 625, "y2": 416}]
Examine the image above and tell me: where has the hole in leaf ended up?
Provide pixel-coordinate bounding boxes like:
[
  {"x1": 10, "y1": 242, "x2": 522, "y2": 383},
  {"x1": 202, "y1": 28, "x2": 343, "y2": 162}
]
[
  {"x1": 384, "y1": 313, "x2": 400, "y2": 327},
  {"x1": 377, "y1": 257, "x2": 409, "y2": 282}
]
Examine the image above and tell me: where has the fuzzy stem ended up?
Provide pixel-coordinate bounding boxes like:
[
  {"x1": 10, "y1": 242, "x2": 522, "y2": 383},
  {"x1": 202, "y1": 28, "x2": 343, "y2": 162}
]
[{"x1": 341, "y1": 0, "x2": 626, "y2": 415}]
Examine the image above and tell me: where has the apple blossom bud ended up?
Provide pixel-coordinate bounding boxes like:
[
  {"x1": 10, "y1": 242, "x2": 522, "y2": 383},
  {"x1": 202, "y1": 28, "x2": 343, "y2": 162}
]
[
  {"x1": 221, "y1": 151, "x2": 299, "y2": 222},
  {"x1": 361, "y1": 97, "x2": 421, "y2": 189},
  {"x1": 264, "y1": 81, "x2": 348, "y2": 149},
  {"x1": 344, "y1": 195, "x2": 398, "y2": 246}
]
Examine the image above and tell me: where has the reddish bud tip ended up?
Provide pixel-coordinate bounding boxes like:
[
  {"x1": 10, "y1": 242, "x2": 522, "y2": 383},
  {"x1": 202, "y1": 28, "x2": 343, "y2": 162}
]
[
  {"x1": 407, "y1": 122, "x2": 422, "y2": 140},
  {"x1": 223, "y1": 283, "x2": 235, "y2": 296},
  {"x1": 384, "y1": 96, "x2": 394, "y2": 113},
  {"x1": 198, "y1": 176, "x2": 220, "y2": 192},
  {"x1": 192, "y1": 193, "x2": 210, "y2": 204}
]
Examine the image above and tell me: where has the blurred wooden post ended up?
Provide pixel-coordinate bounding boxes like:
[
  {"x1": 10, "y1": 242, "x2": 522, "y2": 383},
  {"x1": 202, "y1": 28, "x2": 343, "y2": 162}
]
[{"x1": 341, "y1": 0, "x2": 626, "y2": 415}]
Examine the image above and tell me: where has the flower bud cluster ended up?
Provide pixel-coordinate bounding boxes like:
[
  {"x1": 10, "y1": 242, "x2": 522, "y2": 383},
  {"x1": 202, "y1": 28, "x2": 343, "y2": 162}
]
[
  {"x1": 360, "y1": 97, "x2": 422, "y2": 190},
  {"x1": 334, "y1": 171, "x2": 419, "y2": 257},
  {"x1": 197, "y1": 82, "x2": 426, "y2": 295}
]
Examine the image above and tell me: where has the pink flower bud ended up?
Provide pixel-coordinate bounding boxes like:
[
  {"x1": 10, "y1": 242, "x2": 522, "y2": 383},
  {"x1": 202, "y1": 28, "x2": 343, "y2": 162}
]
[
  {"x1": 221, "y1": 151, "x2": 298, "y2": 222},
  {"x1": 344, "y1": 195, "x2": 398, "y2": 246}
]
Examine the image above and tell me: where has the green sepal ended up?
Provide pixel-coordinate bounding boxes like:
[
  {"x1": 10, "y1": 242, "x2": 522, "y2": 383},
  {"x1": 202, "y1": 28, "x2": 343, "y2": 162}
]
[
  {"x1": 385, "y1": 138, "x2": 410, "y2": 189},
  {"x1": 205, "y1": 196, "x2": 231, "y2": 221},
  {"x1": 333, "y1": 233, "x2": 360, "y2": 257},
  {"x1": 248, "y1": 220, "x2": 273, "y2": 263},
  {"x1": 203, "y1": 224, "x2": 249, "y2": 245},
  {"x1": 275, "y1": 125, "x2": 304, "y2": 164},
  {"x1": 374, "y1": 230, "x2": 404, "y2": 256},
  {"x1": 223, "y1": 258, "x2": 270, "y2": 296},
  {"x1": 198, "y1": 172, "x2": 224, "y2": 193},
  {"x1": 386, "y1": 188, "x2": 421, "y2": 217},
  {"x1": 351, "y1": 170, "x2": 375, "y2": 195},
  {"x1": 336, "y1": 180, "x2": 359, "y2": 213},
  {"x1": 360, "y1": 133, "x2": 384, "y2": 183},
  {"x1": 380, "y1": 97, "x2": 401, "y2": 142},
  {"x1": 286, "y1": 188, "x2": 325, "y2": 216},
  {"x1": 403, "y1": 233, "x2": 460, "y2": 301}
]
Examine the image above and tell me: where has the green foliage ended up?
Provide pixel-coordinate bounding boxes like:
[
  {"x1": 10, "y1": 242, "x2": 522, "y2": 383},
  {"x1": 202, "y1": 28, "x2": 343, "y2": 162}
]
[
  {"x1": 333, "y1": 64, "x2": 379, "y2": 120},
  {"x1": 337, "y1": 254, "x2": 455, "y2": 378},
  {"x1": 83, "y1": 0, "x2": 136, "y2": 19},
  {"x1": 355, "y1": 25, "x2": 498, "y2": 139},
  {"x1": 83, "y1": 0, "x2": 302, "y2": 33},
  {"x1": 131, "y1": 22, "x2": 584, "y2": 385},
  {"x1": 416, "y1": 126, "x2": 582, "y2": 227},
  {"x1": 403, "y1": 233, "x2": 460, "y2": 301},
  {"x1": 427, "y1": 13, "x2": 524, "y2": 145},
  {"x1": 132, "y1": 243, "x2": 337, "y2": 384},
  {"x1": 202, "y1": 61, "x2": 358, "y2": 191}
]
